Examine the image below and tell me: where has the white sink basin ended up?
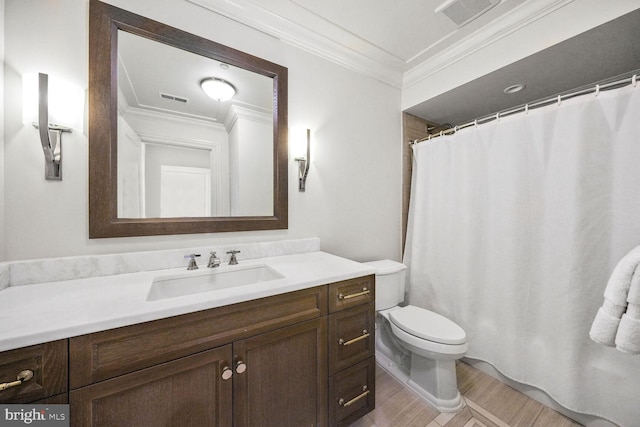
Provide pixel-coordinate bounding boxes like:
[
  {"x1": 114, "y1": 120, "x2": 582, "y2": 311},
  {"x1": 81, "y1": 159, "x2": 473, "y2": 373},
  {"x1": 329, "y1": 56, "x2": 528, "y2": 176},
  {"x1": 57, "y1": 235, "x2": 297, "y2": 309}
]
[{"x1": 147, "y1": 264, "x2": 284, "y2": 301}]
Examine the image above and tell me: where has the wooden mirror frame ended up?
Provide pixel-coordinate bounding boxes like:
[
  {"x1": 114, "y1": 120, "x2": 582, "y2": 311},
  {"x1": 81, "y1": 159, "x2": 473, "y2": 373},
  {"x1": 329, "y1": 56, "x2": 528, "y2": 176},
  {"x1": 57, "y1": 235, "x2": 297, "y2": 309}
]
[{"x1": 88, "y1": 0, "x2": 288, "y2": 238}]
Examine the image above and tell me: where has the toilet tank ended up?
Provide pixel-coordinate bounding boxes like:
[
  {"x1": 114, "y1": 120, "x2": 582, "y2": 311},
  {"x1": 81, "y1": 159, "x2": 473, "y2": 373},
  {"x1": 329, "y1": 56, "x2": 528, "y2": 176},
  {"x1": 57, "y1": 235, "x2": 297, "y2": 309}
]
[{"x1": 363, "y1": 260, "x2": 407, "y2": 310}]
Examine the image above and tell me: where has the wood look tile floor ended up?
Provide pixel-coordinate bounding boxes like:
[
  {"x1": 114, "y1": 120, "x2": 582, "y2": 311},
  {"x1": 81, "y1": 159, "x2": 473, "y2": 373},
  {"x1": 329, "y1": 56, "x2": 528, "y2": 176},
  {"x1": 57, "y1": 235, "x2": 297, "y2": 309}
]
[{"x1": 349, "y1": 361, "x2": 583, "y2": 427}]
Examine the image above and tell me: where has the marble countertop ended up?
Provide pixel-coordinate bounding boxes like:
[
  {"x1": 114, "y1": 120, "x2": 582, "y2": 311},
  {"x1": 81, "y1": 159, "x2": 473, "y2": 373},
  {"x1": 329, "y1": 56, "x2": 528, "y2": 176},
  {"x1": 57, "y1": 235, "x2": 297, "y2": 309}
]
[{"x1": 0, "y1": 251, "x2": 375, "y2": 352}]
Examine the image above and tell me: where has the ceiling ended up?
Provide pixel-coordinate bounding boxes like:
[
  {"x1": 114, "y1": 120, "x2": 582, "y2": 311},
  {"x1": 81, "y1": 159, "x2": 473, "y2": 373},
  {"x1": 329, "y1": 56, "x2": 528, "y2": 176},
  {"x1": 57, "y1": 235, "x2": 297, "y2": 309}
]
[{"x1": 185, "y1": 0, "x2": 640, "y2": 125}]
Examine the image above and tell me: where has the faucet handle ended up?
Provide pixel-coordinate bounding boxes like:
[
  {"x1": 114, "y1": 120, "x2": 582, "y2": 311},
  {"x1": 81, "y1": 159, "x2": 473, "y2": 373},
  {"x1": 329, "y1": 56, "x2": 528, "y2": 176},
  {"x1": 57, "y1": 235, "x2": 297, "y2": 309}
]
[
  {"x1": 184, "y1": 253, "x2": 201, "y2": 270},
  {"x1": 226, "y1": 250, "x2": 241, "y2": 265},
  {"x1": 208, "y1": 251, "x2": 221, "y2": 268}
]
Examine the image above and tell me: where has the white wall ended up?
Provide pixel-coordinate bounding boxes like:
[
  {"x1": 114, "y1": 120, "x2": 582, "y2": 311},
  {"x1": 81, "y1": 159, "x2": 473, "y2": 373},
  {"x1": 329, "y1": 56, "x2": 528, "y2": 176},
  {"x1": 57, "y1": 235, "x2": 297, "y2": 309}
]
[
  {"x1": 227, "y1": 110, "x2": 272, "y2": 216},
  {"x1": 2, "y1": 0, "x2": 402, "y2": 262},
  {"x1": 0, "y1": 0, "x2": 5, "y2": 261}
]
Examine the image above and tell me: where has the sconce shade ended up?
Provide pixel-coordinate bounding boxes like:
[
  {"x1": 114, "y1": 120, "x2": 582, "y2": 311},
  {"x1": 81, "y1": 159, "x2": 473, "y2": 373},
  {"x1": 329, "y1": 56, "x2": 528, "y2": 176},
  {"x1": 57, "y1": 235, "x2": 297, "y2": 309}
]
[
  {"x1": 22, "y1": 72, "x2": 84, "y2": 180},
  {"x1": 200, "y1": 78, "x2": 236, "y2": 102},
  {"x1": 290, "y1": 127, "x2": 309, "y2": 160},
  {"x1": 289, "y1": 127, "x2": 311, "y2": 191},
  {"x1": 22, "y1": 73, "x2": 84, "y2": 131},
  {"x1": 22, "y1": 73, "x2": 39, "y2": 126}
]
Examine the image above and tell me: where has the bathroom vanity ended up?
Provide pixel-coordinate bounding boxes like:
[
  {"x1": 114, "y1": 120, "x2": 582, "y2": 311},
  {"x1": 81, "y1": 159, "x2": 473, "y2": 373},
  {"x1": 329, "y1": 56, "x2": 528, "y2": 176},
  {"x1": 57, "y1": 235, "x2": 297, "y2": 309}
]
[{"x1": 0, "y1": 247, "x2": 376, "y2": 426}]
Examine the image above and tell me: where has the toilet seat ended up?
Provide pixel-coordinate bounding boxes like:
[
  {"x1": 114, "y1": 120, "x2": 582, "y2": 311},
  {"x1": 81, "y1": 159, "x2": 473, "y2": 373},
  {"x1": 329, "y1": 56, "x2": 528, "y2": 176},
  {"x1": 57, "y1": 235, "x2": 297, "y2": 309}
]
[
  {"x1": 389, "y1": 305, "x2": 466, "y2": 345},
  {"x1": 388, "y1": 321, "x2": 468, "y2": 358}
]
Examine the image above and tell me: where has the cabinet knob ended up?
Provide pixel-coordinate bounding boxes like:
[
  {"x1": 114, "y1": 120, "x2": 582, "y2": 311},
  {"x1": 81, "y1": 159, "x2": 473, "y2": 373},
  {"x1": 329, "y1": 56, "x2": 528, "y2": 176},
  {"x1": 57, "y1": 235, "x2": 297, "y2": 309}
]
[
  {"x1": 221, "y1": 366, "x2": 233, "y2": 381},
  {"x1": 235, "y1": 361, "x2": 247, "y2": 374},
  {"x1": 0, "y1": 370, "x2": 34, "y2": 392}
]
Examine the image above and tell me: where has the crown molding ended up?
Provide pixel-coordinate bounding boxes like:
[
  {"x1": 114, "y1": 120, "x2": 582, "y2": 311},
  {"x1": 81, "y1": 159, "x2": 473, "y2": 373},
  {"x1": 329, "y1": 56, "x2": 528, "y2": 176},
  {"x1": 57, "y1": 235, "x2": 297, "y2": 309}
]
[
  {"x1": 403, "y1": 0, "x2": 576, "y2": 89},
  {"x1": 224, "y1": 104, "x2": 272, "y2": 132},
  {"x1": 186, "y1": 0, "x2": 405, "y2": 88},
  {"x1": 123, "y1": 105, "x2": 227, "y2": 132},
  {"x1": 186, "y1": 0, "x2": 575, "y2": 90},
  {"x1": 138, "y1": 131, "x2": 221, "y2": 151}
]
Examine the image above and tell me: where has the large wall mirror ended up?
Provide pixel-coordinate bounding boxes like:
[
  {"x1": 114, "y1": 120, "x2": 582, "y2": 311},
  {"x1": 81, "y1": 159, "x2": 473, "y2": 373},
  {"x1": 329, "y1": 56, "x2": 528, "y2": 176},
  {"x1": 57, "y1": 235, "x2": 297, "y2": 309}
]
[{"x1": 89, "y1": 0, "x2": 288, "y2": 238}]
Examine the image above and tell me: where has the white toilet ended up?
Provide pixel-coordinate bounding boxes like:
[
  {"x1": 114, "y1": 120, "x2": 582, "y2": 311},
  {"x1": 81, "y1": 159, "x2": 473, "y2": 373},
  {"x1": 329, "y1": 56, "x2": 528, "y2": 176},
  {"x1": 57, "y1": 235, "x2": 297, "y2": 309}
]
[{"x1": 365, "y1": 260, "x2": 468, "y2": 412}]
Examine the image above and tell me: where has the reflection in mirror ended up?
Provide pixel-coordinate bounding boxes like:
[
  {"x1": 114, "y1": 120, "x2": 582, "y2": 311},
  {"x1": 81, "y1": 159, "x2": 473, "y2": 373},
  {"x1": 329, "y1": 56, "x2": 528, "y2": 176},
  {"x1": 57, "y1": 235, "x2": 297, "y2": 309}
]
[
  {"x1": 88, "y1": 0, "x2": 288, "y2": 238},
  {"x1": 117, "y1": 30, "x2": 274, "y2": 218}
]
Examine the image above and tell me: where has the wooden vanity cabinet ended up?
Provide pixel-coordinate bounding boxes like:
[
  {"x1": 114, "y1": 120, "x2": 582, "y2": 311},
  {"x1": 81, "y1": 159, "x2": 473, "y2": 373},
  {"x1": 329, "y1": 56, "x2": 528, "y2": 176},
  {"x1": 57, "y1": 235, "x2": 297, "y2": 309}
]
[
  {"x1": 1, "y1": 274, "x2": 375, "y2": 426},
  {"x1": 0, "y1": 340, "x2": 68, "y2": 404}
]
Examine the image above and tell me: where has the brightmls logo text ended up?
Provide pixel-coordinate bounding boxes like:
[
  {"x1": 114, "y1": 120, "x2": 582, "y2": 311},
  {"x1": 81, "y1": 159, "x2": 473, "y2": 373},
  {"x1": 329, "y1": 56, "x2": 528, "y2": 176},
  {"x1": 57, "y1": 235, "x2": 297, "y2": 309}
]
[
  {"x1": 4, "y1": 408, "x2": 46, "y2": 424},
  {"x1": 1, "y1": 406, "x2": 68, "y2": 426}
]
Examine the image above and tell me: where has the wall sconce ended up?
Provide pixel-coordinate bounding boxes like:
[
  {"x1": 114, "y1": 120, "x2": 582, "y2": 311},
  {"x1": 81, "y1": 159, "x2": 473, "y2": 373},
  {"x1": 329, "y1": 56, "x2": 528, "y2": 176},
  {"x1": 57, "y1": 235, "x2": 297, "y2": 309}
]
[
  {"x1": 290, "y1": 128, "x2": 311, "y2": 192},
  {"x1": 22, "y1": 73, "x2": 84, "y2": 180}
]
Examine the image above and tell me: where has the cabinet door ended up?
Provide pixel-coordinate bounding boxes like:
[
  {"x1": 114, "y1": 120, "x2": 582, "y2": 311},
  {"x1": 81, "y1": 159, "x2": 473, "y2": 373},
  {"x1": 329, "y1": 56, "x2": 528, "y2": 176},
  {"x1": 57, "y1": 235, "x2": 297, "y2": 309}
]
[
  {"x1": 70, "y1": 345, "x2": 233, "y2": 427},
  {"x1": 233, "y1": 318, "x2": 328, "y2": 427}
]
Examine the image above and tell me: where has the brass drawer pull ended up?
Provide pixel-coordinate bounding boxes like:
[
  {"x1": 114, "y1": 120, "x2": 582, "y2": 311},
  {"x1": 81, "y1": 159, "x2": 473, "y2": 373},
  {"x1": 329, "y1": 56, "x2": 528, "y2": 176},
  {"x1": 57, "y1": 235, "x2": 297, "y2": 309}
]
[
  {"x1": 338, "y1": 330, "x2": 370, "y2": 346},
  {"x1": 338, "y1": 385, "x2": 369, "y2": 407},
  {"x1": 0, "y1": 370, "x2": 34, "y2": 392},
  {"x1": 338, "y1": 287, "x2": 369, "y2": 301}
]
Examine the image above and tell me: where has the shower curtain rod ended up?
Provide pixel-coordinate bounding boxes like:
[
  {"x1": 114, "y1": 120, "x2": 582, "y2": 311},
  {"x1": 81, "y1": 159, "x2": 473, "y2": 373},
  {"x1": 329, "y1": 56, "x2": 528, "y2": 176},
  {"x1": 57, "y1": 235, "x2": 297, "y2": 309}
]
[{"x1": 411, "y1": 70, "x2": 640, "y2": 145}]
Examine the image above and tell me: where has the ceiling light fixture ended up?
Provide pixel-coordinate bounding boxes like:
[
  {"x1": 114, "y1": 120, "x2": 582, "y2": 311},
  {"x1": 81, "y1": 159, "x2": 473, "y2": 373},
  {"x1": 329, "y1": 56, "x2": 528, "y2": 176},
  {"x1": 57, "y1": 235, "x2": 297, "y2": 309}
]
[
  {"x1": 504, "y1": 84, "x2": 526, "y2": 94},
  {"x1": 200, "y1": 78, "x2": 236, "y2": 102}
]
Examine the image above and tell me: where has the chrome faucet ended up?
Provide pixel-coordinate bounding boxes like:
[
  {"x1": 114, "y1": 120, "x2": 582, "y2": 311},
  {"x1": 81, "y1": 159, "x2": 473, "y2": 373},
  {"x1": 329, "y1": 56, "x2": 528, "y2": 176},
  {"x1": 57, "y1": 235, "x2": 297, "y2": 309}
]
[
  {"x1": 207, "y1": 251, "x2": 221, "y2": 268},
  {"x1": 184, "y1": 253, "x2": 201, "y2": 270},
  {"x1": 227, "y1": 250, "x2": 241, "y2": 265}
]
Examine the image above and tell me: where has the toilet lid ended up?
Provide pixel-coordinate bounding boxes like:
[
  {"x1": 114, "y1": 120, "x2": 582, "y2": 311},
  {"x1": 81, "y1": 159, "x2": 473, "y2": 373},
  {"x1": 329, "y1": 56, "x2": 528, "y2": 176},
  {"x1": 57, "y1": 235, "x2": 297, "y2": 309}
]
[{"x1": 389, "y1": 306, "x2": 466, "y2": 345}]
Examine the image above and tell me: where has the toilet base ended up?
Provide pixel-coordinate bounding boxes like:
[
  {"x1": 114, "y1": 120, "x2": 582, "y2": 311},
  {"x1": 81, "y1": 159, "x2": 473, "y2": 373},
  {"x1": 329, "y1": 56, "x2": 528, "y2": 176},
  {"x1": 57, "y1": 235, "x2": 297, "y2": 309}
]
[{"x1": 376, "y1": 350, "x2": 465, "y2": 413}]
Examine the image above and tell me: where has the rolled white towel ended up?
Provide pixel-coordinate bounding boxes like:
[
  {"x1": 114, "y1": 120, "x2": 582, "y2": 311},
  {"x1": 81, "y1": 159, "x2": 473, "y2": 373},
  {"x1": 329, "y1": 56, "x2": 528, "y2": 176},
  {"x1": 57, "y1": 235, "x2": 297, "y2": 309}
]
[
  {"x1": 590, "y1": 299, "x2": 625, "y2": 346},
  {"x1": 590, "y1": 246, "x2": 640, "y2": 348},
  {"x1": 627, "y1": 265, "x2": 640, "y2": 305},
  {"x1": 615, "y1": 304, "x2": 640, "y2": 354},
  {"x1": 614, "y1": 270, "x2": 640, "y2": 354},
  {"x1": 603, "y1": 246, "x2": 640, "y2": 306}
]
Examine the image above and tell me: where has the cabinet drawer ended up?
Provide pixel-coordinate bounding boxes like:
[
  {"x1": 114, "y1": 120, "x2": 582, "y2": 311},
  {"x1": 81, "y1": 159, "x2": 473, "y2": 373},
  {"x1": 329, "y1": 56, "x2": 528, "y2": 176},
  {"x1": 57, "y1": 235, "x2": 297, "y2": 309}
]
[
  {"x1": 329, "y1": 356, "x2": 375, "y2": 427},
  {"x1": 70, "y1": 286, "x2": 327, "y2": 388},
  {"x1": 0, "y1": 340, "x2": 68, "y2": 404},
  {"x1": 328, "y1": 303, "x2": 375, "y2": 375},
  {"x1": 328, "y1": 275, "x2": 375, "y2": 313}
]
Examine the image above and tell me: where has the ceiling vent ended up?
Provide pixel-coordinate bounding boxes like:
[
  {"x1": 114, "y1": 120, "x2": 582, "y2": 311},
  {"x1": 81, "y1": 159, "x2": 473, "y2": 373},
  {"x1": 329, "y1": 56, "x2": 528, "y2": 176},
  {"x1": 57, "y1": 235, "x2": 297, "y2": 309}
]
[
  {"x1": 435, "y1": 0, "x2": 500, "y2": 27},
  {"x1": 160, "y1": 92, "x2": 188, "y2": 103}
]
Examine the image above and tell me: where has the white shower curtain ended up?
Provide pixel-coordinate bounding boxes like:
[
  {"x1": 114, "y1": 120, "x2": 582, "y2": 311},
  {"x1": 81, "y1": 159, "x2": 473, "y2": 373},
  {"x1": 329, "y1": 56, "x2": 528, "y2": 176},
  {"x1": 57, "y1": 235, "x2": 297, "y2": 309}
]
[{"x1": 404, "y1": 83, "x2": 640, "y2": 426}]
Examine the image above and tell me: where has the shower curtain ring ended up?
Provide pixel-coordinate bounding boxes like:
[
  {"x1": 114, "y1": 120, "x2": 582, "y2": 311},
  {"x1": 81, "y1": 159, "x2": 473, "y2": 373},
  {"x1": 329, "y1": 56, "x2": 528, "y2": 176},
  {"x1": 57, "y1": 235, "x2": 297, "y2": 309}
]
[
  {"x1": 595, "y1": 84, "x2": 600, "y2": 97},
  {"x1": 557, "y1": 95, "x2": 562, "y2": 106},
  {"x1": 633, "y1": 75, "x2": 637, "y2": 88}
]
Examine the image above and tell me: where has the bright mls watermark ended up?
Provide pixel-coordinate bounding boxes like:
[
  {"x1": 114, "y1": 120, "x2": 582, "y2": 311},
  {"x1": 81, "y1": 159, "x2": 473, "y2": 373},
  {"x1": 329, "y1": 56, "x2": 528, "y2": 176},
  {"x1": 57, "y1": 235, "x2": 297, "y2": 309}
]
[{"x1": 1, "y1": 405, "x2": 68, "y2": 426}]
